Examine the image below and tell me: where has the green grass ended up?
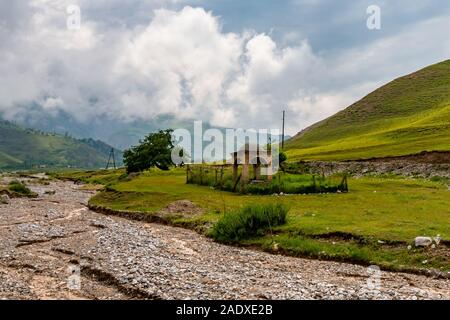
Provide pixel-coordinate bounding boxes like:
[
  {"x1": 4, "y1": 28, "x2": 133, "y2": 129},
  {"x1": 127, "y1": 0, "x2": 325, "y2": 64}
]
[
  {"x1": 50, "y1": 169, "x2": 128, "y2": 186},
  {"x1": 8, "y1": 180, "x2": 33, "y2": 195},
  {"x1": 251, "y1": 234, "x2": 441, "y2": 271},
  {"x1": 0, "y1": 180, "x2": 37, "y2": 198},
  {"x1": 210, "y1": 203, "x2": 288, "y2": 243},
  {"x1": 285, "y1": 60, "x2": 450, "y2": 160},
  {"x1": 63, "y1": 168, "x2": 450, "y2": 273}
]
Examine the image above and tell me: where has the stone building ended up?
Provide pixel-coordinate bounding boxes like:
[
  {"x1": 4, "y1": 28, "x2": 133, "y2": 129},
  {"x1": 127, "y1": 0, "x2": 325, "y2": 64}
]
[{"x1": 230, "y1": 143, "x2": 273, "y2": 183}]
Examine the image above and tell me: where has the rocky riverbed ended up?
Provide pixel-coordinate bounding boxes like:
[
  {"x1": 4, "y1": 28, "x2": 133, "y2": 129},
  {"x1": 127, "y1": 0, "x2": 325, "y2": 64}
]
[{"x1": 0, "y1": 177, "x2": 449, "y2": 300}]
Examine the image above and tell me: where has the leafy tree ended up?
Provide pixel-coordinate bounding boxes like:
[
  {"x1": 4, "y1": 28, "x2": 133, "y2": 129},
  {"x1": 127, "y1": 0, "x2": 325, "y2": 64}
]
[
  {"x1": 279, "y1": 151, "x2": 287, "y2": 164},
  {"x1": 124, "y1": 129, "x2": 174, "y2": 173}
]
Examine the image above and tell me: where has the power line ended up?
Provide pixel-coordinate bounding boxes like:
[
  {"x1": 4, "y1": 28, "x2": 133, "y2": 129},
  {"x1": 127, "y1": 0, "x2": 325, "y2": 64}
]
[
  {"x1": 282, "y1": 110, "x2": 285, "y2": 150},
  {"x1": 105, "y1": 148, "x2": 116, "y2": 170}
]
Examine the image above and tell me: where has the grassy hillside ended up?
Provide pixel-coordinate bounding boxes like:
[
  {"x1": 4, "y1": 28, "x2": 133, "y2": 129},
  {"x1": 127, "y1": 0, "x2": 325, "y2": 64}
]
[
  {"x1": 0, "y1": 120, "x2": 123, "y2": 169},
  {"x1": 285, "y1": 60, "x2": 450, "y2": 161}
]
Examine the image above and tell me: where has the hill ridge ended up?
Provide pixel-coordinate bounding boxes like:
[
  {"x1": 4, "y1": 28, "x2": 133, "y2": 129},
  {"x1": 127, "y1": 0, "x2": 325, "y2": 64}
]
[
  {"x1": 286, "y1": 59, "x2": 450, "y2": 161},
  {"x1": 0, "y1": 119, "x2": 123, "y2": 169}
]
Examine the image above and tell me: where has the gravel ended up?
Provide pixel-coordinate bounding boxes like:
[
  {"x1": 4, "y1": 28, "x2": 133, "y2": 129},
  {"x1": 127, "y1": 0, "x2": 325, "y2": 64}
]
[{"x1": 0, "y1": 177, "x2": 448, "y2": 300}]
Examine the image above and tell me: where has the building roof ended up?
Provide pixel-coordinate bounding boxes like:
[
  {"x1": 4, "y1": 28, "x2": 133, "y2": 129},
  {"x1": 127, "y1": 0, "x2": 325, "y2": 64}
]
[{"x1": 230, "y1": 143, "x2": 272, "y2": 164}]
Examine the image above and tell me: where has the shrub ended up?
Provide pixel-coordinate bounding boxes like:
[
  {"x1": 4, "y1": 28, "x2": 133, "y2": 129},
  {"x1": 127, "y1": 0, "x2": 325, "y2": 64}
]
[
  {"x1": 8, "y1": 180, "x2": 33, "y2": 195},
  {"x1": 430, "y1": 176, "x2": 450, "y2": 185},
  {"x1": 210, "y1": 203, "x2": 288, "y2": 243}
]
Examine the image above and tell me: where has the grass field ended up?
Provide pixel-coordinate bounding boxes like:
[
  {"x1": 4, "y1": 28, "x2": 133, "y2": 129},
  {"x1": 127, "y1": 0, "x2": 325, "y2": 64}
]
[
  {"x1": 55, "y1": 168, "x2": 450, "y2": 274},
  {"x1": 285, "y1": 60, "x2": 450, "y2": 161}
]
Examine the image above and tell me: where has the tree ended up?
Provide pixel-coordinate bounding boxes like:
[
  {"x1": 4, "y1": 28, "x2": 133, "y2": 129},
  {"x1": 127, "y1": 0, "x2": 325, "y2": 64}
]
[
  {"x1": 124, "y1": 129, "x2": 174, "y2": 173},
  {"x1": 279, "y1": 151, "x2": 287, "y2": 164}
]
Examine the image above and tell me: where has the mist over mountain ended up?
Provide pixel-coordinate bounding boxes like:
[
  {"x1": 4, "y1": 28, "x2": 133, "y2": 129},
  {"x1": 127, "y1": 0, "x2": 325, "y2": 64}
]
[
  {"x1": 4, "y1": 104, "x2": 288, "y2": 152},
  {"x1": 3, "y1": 104, "x2": 185, "y2": 150}
]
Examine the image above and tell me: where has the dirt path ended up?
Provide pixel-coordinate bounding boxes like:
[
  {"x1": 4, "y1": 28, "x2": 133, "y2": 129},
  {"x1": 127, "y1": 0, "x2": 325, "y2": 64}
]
[{"x1": 0, "y1": 178, "x2": 449, "y2": 300}]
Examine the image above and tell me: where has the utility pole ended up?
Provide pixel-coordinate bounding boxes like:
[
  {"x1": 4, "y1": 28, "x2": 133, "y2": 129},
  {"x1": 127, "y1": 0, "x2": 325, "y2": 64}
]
[
  {"x1": 106, "y1": 148, "x2": 116, "y2": 170},
  {"x1": 282, "y1": 110, "x2": 286, "y2": 150}
]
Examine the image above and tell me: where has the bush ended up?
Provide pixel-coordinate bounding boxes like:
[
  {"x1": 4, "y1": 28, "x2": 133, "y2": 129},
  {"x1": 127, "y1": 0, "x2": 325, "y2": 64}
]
[
  {"x1": 210, "y1": 203, "x2": 288, "y2": 243},
  {"x1": 8, "y1": 180, "x2": 33, "y2": 195}
]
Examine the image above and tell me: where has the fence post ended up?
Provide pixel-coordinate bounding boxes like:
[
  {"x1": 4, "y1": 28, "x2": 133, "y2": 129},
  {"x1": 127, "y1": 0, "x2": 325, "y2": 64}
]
[
  {"x1": 186, "y1": 164, "x2": 189, "y2": 183},
  {"x1": 220, "y1": 167, "x2": 224, "y2": 190}
]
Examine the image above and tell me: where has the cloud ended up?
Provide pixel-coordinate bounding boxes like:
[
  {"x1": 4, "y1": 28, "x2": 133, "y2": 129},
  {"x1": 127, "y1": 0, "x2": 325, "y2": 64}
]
[
  {"x1": 0, "y1": 0, "x2": 449, "y2": 136},
  {"x1": 115, "y1": 6, "x2": 243, "y2": 121}
]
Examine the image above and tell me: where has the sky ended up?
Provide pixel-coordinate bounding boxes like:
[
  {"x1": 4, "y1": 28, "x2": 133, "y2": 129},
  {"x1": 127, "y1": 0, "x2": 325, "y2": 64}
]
[{"x1": 1, "y1": 0, "x2": 450, "y2": 135}]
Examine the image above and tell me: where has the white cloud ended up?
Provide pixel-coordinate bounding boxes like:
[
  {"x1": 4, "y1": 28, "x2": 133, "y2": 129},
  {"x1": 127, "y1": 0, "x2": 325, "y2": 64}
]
[
  {"x1": 0, "y1": 1, "x2": 449, "y2": 136},
  {"x1": 115, "y1": 6, "x2": 243, "y2": 121}
]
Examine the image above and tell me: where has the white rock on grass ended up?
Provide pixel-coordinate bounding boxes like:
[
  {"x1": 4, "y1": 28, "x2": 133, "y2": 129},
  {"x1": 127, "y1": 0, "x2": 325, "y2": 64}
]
[
  {"x1": 414, "y1": 236, "x2": 433, "y2": 247},
  {"x1": 433, "y1": 236, "x2": 441, "y2": 245}
]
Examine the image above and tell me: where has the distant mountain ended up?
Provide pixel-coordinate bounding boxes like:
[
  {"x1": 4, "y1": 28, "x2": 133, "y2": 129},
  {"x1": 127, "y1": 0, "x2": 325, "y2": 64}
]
[
  {"x1": 0, "y1": 120, "x2": 123, "y2": 170},
  {"x1": 4, "y1": 105, "x2": 179, "y2": 150},
  {"x1": 5, "y1": 107, "x2": 287, "y2": 154},
  {"x1": 285, "y1": 60, "x2": 450, "y2": 161}
]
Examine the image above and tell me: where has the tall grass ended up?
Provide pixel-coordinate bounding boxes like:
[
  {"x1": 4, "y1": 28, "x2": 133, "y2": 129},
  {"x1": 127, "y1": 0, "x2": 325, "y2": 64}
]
[
  {"x1": 187, "y1": 165, "x2": 348, "y2": 195},
  {"x1": 8, "y1": 180, "x2": 34, "y2": 195},
  {"x1": 210, "y1": 203, "x2": 288, "y2": 243}
]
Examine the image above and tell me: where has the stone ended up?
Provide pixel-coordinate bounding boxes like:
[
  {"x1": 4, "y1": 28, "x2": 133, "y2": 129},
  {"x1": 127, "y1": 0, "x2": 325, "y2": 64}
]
[
  {"x1": 433, "y1": 236, "x2": 441, "y2": 245},
  {"x1": 0, "y1": 194, "x2": 9, "y2": 204},
  {"x1": 415, "y1": 236, "x2": 433, "y2": 247}
]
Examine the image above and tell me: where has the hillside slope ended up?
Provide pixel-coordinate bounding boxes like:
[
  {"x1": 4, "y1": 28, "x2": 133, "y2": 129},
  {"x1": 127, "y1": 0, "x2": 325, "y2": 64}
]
[
  {"x1": 285, "y1": 60, "x2": 450, "y2": 161},
  {"x1": 0, "y1": 120, "x2": 123, "y2": 169}
]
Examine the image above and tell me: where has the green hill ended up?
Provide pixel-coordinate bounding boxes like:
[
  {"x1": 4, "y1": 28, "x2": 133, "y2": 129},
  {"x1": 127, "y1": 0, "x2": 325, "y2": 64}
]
[
  {"x1": 0, "y1": 120, "x2": 123, "y2": 170},
  {"x1": 285, "y1": 60, "x2": 450, "y2": 161}
]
